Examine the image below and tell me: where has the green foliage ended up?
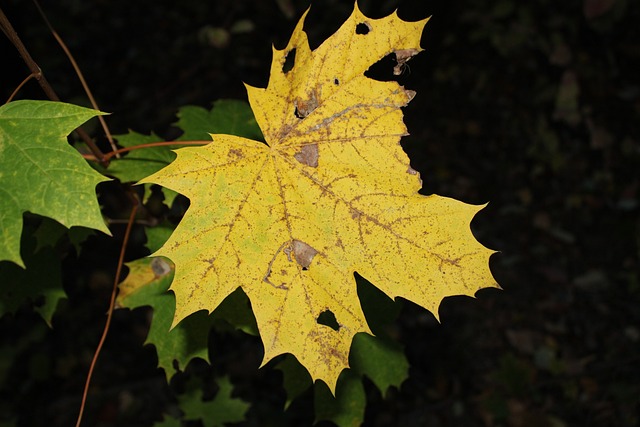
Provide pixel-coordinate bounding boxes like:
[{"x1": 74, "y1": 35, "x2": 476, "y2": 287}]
[
  {"x1": 178, "y1": 376, "x2": 250, "y2": 427},
  {"x1": 152, "y1": 376, "x2": 249, "y2": 427},
  {"x1": 0, "y1": 100, "x2": 110, "y2": 266},
  {"x1": 0, "y1": 92, "x2": 420, "y2": 427},
  {"x1": 174, "y1": 99, "x2": 263, "y2": 142},
  {"x1": 275, "y1": 355, "x2": 313, "y2": 409},
  {"x1": 350, "y1": 333, "x2": 409, "y2": 395},
  {"x1": 315, "y1": 371, "x2": 366, "y2": 427},
  {"x1": 106, "y1": 100, "x2": 263, "y2": 207},
  {"x1": 117, "y1": 257, "x2": 216, "y2": 379},
  {"x1": 0, "y1": 94, "x2": 421, "y2": 426},
  {"x1": 0, "y1": 7, "x2": 484, "y2": 426},
  {"x1": 0, "y1": 223, "x2": 64, "y2": 325}
]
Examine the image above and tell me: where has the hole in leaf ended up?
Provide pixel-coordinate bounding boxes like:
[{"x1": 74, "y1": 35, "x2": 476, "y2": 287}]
[
  {"x1": 317, "y1": 310, "x2": 340, "y2": 331},
  {"x1": 393, "y1": 49, "x2": 417, "y2": 76},
  {"x1": 293, "y1": 93, "x2": 319, "y2": 119},
  {"x1": 282, "y1": 48, "x2": 296, "y2": 74},
  {"x1": 355, "y1": 22, "x2": 371, "y2": 35},
  {"x1": 364, "y1": 52, "x2": 397, "y2": 82},
  {"x1": 333, "y1": 78, "x2": 339, "y2": 85}
]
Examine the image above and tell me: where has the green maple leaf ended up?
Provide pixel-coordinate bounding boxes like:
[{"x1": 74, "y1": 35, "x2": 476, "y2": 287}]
[
  {"x1": 315, "y1": 370, "x2": 365, "y2": 427},
  {"x1": 0, "y1": 100, "x2": 109, "y2": 267},
  {"x1": 174, "y1": 99, "x2": 263, "y2": 142},
  {"x1": 116, "y1": 257, "x2": 213, "y2": 378},
  {"x1": 0, "y1": 225, "x2": 64, "y2": 325},
  {"x1": 108, "y1": 100, "x2": 262, "y2": 207},
  {"x1": 117, "y1": 256, "x2": 258, "y2": 378},
  {"x1": 107, "y1": 131, "x2": 175, "y2": 184},
  {"x1": 179, "y1": 376, "x2": 250, "y2": 427}
]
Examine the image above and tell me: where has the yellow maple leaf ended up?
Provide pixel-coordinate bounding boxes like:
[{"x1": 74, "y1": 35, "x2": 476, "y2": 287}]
[{"x1": 141, "y1": 4, "x2": 498, "y2": 391}]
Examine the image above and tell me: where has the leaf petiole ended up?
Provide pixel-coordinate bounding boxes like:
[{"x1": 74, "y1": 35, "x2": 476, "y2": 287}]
[{"x1": 82, "y1": 140, "x2": 211, "y2": 163}]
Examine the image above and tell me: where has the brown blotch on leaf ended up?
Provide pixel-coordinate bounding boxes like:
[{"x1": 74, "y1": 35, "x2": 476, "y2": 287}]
[
  {"x1": 407, "y1": 166, "x2": 423, "y2": 185},
  {"x1": 228, "y1": 148, "x2": 243, "y2": 159},
  {"x1": 294, "y1": 144, "x2": 319, "y2": 167},
  {"x1": 292, "y1": 239, "x2": 318, "y2": 269},
  {"x1": 394, "y1": 49, "x2": 418, "y2": 76},
  {"x1": 294, "y1": 92, "x2": 319, "y2": 118},
  {"x1": 404, "y1": 89, "x2": 416, "y2": 103},
  {"x1": 151, "y1": 258, "x2": 172, "y2": 277}
]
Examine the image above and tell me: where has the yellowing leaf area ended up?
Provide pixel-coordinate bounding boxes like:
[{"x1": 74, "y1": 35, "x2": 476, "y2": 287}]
[{"x1": 141, "y1": 4, "x2": 497, "y2": 391}]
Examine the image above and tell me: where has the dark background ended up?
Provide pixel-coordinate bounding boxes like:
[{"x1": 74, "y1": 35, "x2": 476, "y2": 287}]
[{"x1": 1, "y1": 0, "x2": 638, "y2": 426}]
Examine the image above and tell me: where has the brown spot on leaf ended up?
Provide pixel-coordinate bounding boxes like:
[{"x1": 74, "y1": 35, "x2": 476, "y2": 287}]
[
  {"x1": 151, "y1": 258, "x2": 171, "y2": 277},
  {"x1": 292, "y1": 239, "x2": 318, "y2": 269},
  {"x1": 407, "y1": 166, "x2": 423, "y2": 185},
  {"x1": 294, "y1": 144, "x2": 319, "y2": 167},
  {"x1": 404, "y1": 89, "x2": 416, "y2": 103},
  {"x1": 294, "y1": 91, "x2": 319, "y2": 118},
  {"x1": 394, "y1": 49, "x2": 418, "y2": 76},
  {"x1": 228, "y1": 148, "x2": 243, "y2": 159}
]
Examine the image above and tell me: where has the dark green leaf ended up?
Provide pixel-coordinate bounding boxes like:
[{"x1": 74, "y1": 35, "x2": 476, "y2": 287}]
[
  {"x1": 0, "y1": 227, "x2": 64, "y2": 325},
  {"x1": 117, "y1": 257, "x2": 215, "y2": 379},
  {"x1": 350, "y1": 333, "x2": 409, "y2": 395},
  {"x1": 179, "y1": 376, "x2": 249, "y2": 427},
  {"x1": 175, "y1": 99, "x2": 263, "y2": 142},
  {"x1": 275, "y1": 354, "x2": 313, "y2": 409},
  {"x1": 314, "y1": 370, "x2": 365, "y2": 427}
]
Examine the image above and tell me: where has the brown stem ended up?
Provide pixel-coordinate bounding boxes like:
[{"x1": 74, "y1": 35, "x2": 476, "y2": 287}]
[
  {"x1": 82, "y1": 140, "x2": 211, "y2": 163},
  {"x1": 32, "y1": 0, "x2": 118, "y2": 157},
  {"x1": 0, "y1": 7, "x2": 58, "y2": 101},
  {"x1": 6, "y1": 73, "x2": 36, "y2": 104},
  {"x1": 0, "y1": 6, "x2": 106, "y2": 164},
  {"x1": 75, "y1": 192, "x2": 140, "y2": 427}
]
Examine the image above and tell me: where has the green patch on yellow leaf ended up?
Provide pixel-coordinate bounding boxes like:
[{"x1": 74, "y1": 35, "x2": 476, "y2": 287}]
[{"x1": 141, "y1": 4, "x2": 497, "y2": 392}]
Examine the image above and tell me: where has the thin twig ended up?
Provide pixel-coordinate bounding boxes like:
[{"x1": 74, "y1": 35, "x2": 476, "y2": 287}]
[
  {"x1": 75, "y1": 193, "x2": 140, "y2": 427},
  {"x1": 32, "y1": 0, "x2": 119, "y2": 157},
  {"x1": 0, "y1": 7, "x2": 57, "y2": 100},
  {"x1": 0, "y1": 6, "x2": 106, "y2": 164},
  {"x1": 5, "y1": 73, "x2": 36, "y2": 104},
  {"x1": 82, "y1": 140, "x2": 211, "y2": 163}
]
